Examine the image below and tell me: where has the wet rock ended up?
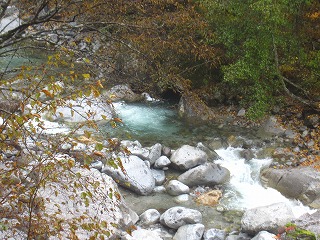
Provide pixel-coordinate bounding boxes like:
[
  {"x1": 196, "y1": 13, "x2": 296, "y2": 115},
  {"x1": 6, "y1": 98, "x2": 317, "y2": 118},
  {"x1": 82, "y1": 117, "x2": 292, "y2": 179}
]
[
  {"x1": 196, "y1": 142, "x2": 220, "y2": 161},
  {"x1": 195, "y1": 190, "x2": 222, "y2": 206},
  {"x1": 160, "y1": 206, "x2": 202, "y2": 229},
  {"x1": 203, "y1": 228, "x2": 227, "y2": 240},
  {"x1": 260, "y1": 167, "x2": 320, "y2": 208},
  {"x1": 178, "y1": 163, "x2": 230, "y2": 187},
  {"x1": 293, "y1": 210, "x2": 320, "y2": 237},
  {"x1": 154, "y1": 156, "x2": 171, "y2": 169},
  {"x1": 166, "y1": 180, "x2": 190, "y2": 196},
  {"x1": 148, "y1": 143, "x2": 162, "y2": 165},
  {"x1": 139, "y1": 209, "x2": 161, "y2": 226},
  {"x1": 251, "y1": 231, "x2": 276, "y2": 240},
  {"x1": 170, "y1": 145, "x2": 208, "y2": 170},
  {"x1": 151, "y1": 169, "x2": 166, "y2": 185},
  {"x1": 240, "y1": 149, "x2": 255, "y2": 161},
  {"x1": 173, "y1": 223, "x2": 205, "y2": 240},
  {"x1": 241, "y1": 202, "x2": 295, "y2": 235},
  {"x1": 102, "y1": 155, "x2": 155, "y2": 195}
]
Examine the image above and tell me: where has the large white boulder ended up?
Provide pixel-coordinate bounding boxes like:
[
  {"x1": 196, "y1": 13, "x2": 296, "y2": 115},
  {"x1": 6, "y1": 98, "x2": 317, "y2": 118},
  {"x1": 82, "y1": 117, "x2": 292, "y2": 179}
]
[
  {"x1": 170, "y1": 145, "x2": 208, "y2": 170},
  {"x1": 102, "y1": 155, "x2": 155, "y2": 195},
  {"x1": 241, "y1": 202, "x2": 296, "y2": 235},
  {"x1": 160, "y1": 206, "x2": 202, "y2": 229},
  {"x1": 173, "y1": 224, "x2": 205, "y2": 240}
]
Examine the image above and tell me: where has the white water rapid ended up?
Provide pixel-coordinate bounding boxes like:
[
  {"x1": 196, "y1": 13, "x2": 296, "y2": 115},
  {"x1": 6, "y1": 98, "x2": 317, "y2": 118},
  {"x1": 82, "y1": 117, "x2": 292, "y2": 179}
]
[{"x1": 215, "y1": 147, "x2": 315, "y2": 218}]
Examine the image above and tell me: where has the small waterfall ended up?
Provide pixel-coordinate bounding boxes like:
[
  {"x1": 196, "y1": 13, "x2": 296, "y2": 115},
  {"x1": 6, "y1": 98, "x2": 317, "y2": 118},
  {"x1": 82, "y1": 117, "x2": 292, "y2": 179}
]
[{"x1": 215, "y1": 147, "x2": 315, "y2": 218}]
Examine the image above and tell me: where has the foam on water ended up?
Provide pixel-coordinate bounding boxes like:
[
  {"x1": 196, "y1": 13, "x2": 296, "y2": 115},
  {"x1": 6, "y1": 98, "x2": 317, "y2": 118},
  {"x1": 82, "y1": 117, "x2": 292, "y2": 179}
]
[{"x1": 215, "y1": 147, "x2": 315, "y2": 218}]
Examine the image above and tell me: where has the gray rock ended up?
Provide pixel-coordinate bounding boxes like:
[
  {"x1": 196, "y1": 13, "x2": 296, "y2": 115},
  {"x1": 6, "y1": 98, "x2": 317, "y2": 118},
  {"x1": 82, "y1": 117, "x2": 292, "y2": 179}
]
[
  {"x1": 170, "y1": 145, "x2": 208, "y2": 170},
  {"x1": 293, "y1": 210, "x2": 320, "y2": 237},
  {"x1": 102, "y1": 155, "x2": 155, "y2": 195},
  {"x1": 154, "y1": 156, "x2": 171, "y2": 169},
  {"x1": 162, "y1": 146, "x2": 172, "y2": 157},
  {"x1": 174, "y1": 194, "x2": 190, "y2": 203},
  {"x1": 166, "y1": 180, "x2": 190, "y2": 196},
  {"x1": 240, "y1": 149, "x2": 255, "y2": 161},
  {"x1": 90, "y1": 160, "x2": 103, "y2": 170},
  {"x1": 153, "y1": 186, "x2": 166, "y2": 193},
  {"x1": 173, "y1": 224, "x2": 205, "y2": 240},
  {"x1": 160, "y1": 206, "x2": 202, "y2": 229},
  {"x1": 261, "y1": 116, "x2": 286, "y2": 136},
  {"x1": 148, "y1": 143, "x2": 162, "y2": 165},
  {"x1": 203, "y1": 228, "x2": 227, "y2": 240},
  {"x1": 139, "y1": 209, "x2": 161, "y2": 226},
  {"x1": 237, "y1": 108, "x2": 246, "y2": 117},
  {"x1": 151, "y1": 169, "x2": 166, "y2": 185},
  {"x1": 121, "y1": 140, "x2": 150, "y2": 160},
  {"x1": 196, "y1": 142, "x2": 220, "y2": 161},
  {"x1": 122, "y1": 229, "x2": 163, "y2": 240},
  {"x1": 104, "y1": 84, "x2": 143, "y2": 102},
  {"x1": 261, "y1": 167, "x2": 320, "y2": 208},
  {"x1": 178, "y1": 163, "x2": 230, "y2": 187},
  {"x1": 241, "y1": 202, "x2": 295, "y2": 235},
  {"x1": 251, "y1": 231, "x2": 276, "y2": 240}
]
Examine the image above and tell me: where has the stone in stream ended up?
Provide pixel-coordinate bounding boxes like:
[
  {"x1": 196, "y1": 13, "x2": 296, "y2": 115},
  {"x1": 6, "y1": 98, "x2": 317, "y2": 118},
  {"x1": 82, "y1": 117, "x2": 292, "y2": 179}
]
[
  {"x1": 151, "y1": 169, "x2": 166, "y2": 185},
  {"x1": 148, "y1": 143, "x2": 162, "y2": 165},
  {"x1": 166, "y1": 180, "x2": 190, "y2": 196},
  {"x1": 101, "y1": 155, "x2": 155, "y2": 195},
  {"x1": 173, "y1": 223, "x2": 205, "y2": 240},
  {"x1": 251, "y1": 231, "x2": 276, "y2": 240},
  {"x1": 203, "y1": 228, "x2": 227, "y2": 240},
  {"x1": 241, "y1": 202, "x2": 295, "y2": 235},
  {"x1": 160, "y1": 206, "x2": 202, "y2": 229},
  {"x1": 154, "y1": 155, "x2": 171, "y2": 169},
  {"x1": 178, "y1": 162, "x2": 230, "y2": 187},
  {"x1": 170, "y1": 145, "x2": 208, "y2": 170},
  {"x1": 121, "y1": 140, "x2": 150, "y2": 160},
  {"x1": 260, "y1": 167, "x2": 320, "y2": 208},
  {"x1": 139, "y1": 209, "x2": 161, "y2": 226}
]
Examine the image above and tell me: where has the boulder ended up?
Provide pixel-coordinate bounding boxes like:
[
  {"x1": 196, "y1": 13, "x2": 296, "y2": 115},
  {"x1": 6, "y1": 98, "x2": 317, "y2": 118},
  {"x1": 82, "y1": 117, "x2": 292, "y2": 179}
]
[
  {"x1": 241, "y1": 202, "x2": 296, "y2": 235},
  {"x1": 173, "y1": 224, "x2": 205, "y2": 240},
  {"x1": 122, "y1": 228, "x2": 163, "y2": 240},
  {"x1": 154, "y1": 156, "x2": 171, "y2": 169},
  {"x1": 104, "y1": 84, "x2": 143, "y2": 102},
  {"x1": 260, "y1": 116, "x2": 286, "y2": 136},
  {"x1": 121, "y1": 140, "x2": 150, "y2": 160},
  {"x1": 178, "y1": 163, "x2": 230, "y2": 187},
  {"x1": 251, "y1": 231, "x2": 276, "y2": 240},
  {"x1": 170, "y1": 145, "x2": 208, "y2": 170},
  {"x1": 148, "y1": 143, "x2": 162, "y2": 165},
  {"x1": 160, "y1": 206, "x2": 202, "y2": 229},
  {"x1": 203, "y1": 228, "x2": 227, "y2": 240},
  {"x1": 293, "y1": 210, "x2": 320, "y2": 237},
  {"x1": 260, "y1": 167, "x2": 320, "y2": 208},
  {"x1": 166, "y1": 180, "x2": 190, "y2": 196},
  {"x1": 151, "y1": 169, "x2": 166, "y2": 185},
  {"x1": 139, "y1": 209, "x2": 161, "y2": 226},
  {"x1": 195, "y1": 190, "x2": 222, "y2": 206},
  {"x1": 101, "y1": 155, "x2": 155, "y2": 195}
]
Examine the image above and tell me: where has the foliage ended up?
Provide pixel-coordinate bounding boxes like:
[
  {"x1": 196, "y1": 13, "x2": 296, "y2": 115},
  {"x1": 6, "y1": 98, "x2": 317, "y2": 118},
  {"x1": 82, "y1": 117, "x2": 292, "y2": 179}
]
[{"x1": 199, "y1": 0, "x2": 320, "y2": 118}]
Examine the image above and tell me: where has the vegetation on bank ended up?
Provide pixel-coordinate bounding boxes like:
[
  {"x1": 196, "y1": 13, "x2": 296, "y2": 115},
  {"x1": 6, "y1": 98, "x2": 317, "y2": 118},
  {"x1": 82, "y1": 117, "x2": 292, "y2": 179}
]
[{"x1": 0, "y1": 0, "x2": 319, "y2": 238}]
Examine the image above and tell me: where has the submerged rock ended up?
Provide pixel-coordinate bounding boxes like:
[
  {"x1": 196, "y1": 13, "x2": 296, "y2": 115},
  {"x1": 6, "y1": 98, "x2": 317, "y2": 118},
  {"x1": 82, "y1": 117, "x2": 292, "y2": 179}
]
[
  {"x1": 178, "y1": 163, "x2": 230, "y2": 187},
  {"x1": 160, "y1": 206, "x2": 202, "y2": 229},
  {"x1": 195, "y1": 190, "x2": 222, "y2": 206},
  {"x1": 241, "y1": 202, "x2": 295, "y2": 235},
  {"x1": 170, "y1": 145, "x2": 208, "y2": 170},
  {"x1": 102, "y1": 155, "x2": 155, "y2": 195}
]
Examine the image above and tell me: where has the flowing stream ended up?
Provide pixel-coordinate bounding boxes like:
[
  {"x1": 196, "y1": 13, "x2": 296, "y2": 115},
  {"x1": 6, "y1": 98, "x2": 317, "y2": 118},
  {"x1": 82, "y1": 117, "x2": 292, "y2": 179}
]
[{"x1": 111, "y1": 101, "x2": 314, "y2": 230}]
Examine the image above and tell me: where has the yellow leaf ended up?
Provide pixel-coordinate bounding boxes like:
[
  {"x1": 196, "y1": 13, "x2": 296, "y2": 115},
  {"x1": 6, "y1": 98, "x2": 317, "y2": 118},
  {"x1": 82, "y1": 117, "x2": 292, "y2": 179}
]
[
  {"x1": 42, "y1": 89, "x2": 54, "y2": 98},
  {"x1": 82, "y1": 73, "x2": 90, "y2": 79}
]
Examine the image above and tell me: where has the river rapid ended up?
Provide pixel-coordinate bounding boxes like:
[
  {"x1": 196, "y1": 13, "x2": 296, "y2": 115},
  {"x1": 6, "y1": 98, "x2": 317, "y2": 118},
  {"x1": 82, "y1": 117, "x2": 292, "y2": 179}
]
[{"x1": 106, "y1": 101, "x2": 314, "y2": 232}]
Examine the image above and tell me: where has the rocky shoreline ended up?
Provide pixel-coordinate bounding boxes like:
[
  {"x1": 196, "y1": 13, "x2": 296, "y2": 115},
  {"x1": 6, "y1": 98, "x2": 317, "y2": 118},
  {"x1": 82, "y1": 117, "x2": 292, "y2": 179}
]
[{"x1": 1, "y1": 84, "x2": 319, "y2": 239}]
